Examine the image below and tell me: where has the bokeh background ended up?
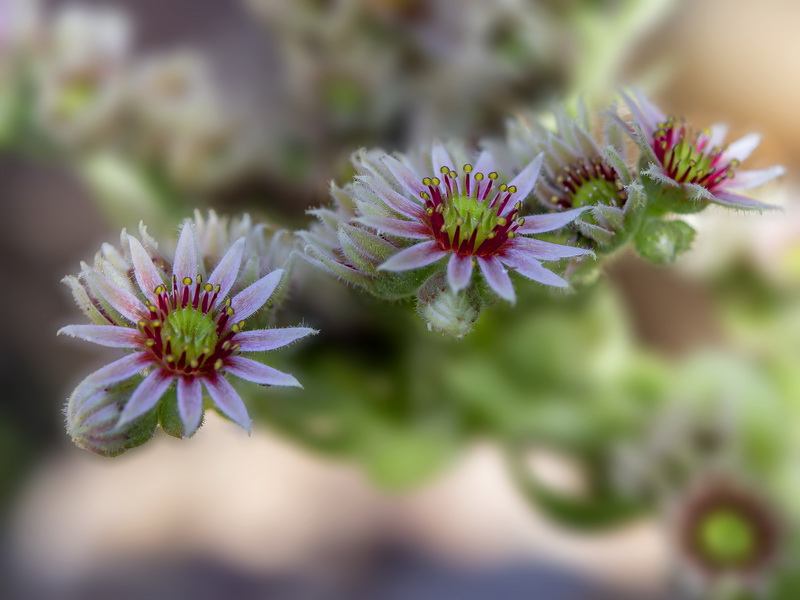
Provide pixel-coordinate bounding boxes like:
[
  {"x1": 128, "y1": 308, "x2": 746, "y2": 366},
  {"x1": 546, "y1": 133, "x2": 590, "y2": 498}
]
[{"x1": 2, "y1": 0, "x2": 800, "y2": 598}]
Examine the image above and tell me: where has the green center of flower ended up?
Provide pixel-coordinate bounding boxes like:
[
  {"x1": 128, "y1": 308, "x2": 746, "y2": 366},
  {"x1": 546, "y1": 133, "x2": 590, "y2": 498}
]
[
  {"x1": 546, "y1": 157, "x2": 626, "y2": 210},
  {"x1": 161, "y1": 307, "x2": 220, "y2": 365},
  {"x1": 696, "y1": 507, "x2": 757, "y2": 567},
  {"x1": 653, "y1": 118, "x2": 738, "y2": 190},
  {"x1": 422, "y1": 165, "x2": 525, "y2": 257}
]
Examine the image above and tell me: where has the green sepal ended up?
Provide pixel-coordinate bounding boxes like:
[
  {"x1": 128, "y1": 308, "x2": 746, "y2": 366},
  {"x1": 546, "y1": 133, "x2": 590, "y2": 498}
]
[
  {"x1": 416, "y1": 271, "x2": 482, "y2": 337},
  {"x1": 338, "y1": 222, "x2": 395, "y2": 275},
  {"x1": 157, "y1": 386, "x2": 193, "y2": 439},
  {"x1": 304, "y1": 245, "x2": 374, "y2": 290},
  {"x1": 634, "y1": 217, "x2": 696, "y2": 265}
]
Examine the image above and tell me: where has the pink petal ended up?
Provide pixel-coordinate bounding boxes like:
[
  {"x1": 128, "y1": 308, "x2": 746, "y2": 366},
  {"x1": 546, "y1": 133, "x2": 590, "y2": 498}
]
[
  {"x1": 237, "y1": 327, "x2": 317, "y2": 352},
  {"x1": 513, "y1": 236, "x2": 594, "y2": 261},
  {"x1": 473, "y1": 150, "x2": 494, "y2": 176},
  {"x1": 383, "y1": 155, "x2": 426, "y2": 197},
  {"x1": 128, "y1": 235, "x2": 165, "y2": 301},
  {"x1": 173, "y1": 222, "x2": 199, "y2": 281},
  {"x1": 478, "y1": 256, "x2": 515, "y2": 303},
  {"x1": 722, "y1": 133, "x2": 760, "y2": 163},
  {"x1": 620, "y1": 89, "x2": 665, "y2": 137},
  {"x1": 208, "y1": 238, "x2": 245, "y2": 308},
  {"x1": 358, "y1": 216, "x2": 430, "y2": 240},
  {"x1": 378, "y1": 241, "x2": 448, "y2": 272},
  {"x1": 725, "y1": 166, "x2": 785, "y2": 191},
  {"x1": 203, "y1": 375, "x2": 252, "y2": 432},
  {"x1": 446, "y1": 254, "x2": 473, "y2": 292},
  {"x1": 712, "y1": 191, "x2": 779, "y2": 211},
  {"x1": 504, "y1": 153, "x2": 543, "y2": 210},
  {"x1": 79, "y1": 352, "x2": 150, "y2": 391},
  {"x1": 117, "y1": 369, "x2": 174, "y2": 427},
  {"x1": 502, "y1": 251, "x2": 568, "y2": 288},
  {"x1": 706, "y1": 124, "x2": 729, "y2": 148},
  {"x1": 58, "y1": 324, "x2": 142, "y2": 348},
  {"x1": 366, "y1": 175, "x2": 424, "y2": 217},
  {"x1": 517, "y1": 207, "x2": 589, "y2": 234},
  {"x1": 227, "y1": 356, "x2": 302, "y2": 387},
  {"x1": 230, "y1": 269, "x2": 283, "y2": 321},
  {"x1": 177, "y1": 377, "x2": 203, "y2": 437},
  {"x1": 86, "y1": 271, "x2": 145, "y2": 323},
  {"x1": 432, "y1": 143, "x2": 454, "y2": 175}
]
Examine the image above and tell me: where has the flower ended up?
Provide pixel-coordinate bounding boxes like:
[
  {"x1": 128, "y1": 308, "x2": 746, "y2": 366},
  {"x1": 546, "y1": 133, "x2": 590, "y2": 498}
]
[
  {"x1": 621, "y1": 89, "x2": 784, "y2": 211},
  {"x1": 361, "y1": 144, "x2": 593, "y2": 303},
  {"x1": 670, "y1": 475, "x2": 783, "y2": 594},
  {"x1": 505, "y1": 105, "x2": 640, "y2": 249},
  {"x1": 60, "y1": 220, "x2": 316, "y2": 445}
]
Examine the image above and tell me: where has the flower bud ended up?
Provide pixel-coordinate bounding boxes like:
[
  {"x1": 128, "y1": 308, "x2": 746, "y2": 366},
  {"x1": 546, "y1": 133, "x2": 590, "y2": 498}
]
[
  {"x1": 416, "y1": 272, "x2": 481, "y2": 338},
  {"x1": 634, "y1": 217, "x2": 696, "y2": 265}
]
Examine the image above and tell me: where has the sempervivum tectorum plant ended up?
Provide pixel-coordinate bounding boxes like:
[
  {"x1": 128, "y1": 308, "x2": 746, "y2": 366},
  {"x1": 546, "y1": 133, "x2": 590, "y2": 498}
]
[
  {"x1": 669, "y1": 475, "x2": 784, "y2": 597},
  {"x1": 620, "y1": 88, "x2": 784, "y2": 212},
  {"x1": 301, "y1": 144, "x2": 593, "y2": 334},
  {"x1": 506, "y1": 105, "x2": 642, "y2": 251},
  {"x1": 59, "y1": 219, "x2": 315, "y2": 456}
]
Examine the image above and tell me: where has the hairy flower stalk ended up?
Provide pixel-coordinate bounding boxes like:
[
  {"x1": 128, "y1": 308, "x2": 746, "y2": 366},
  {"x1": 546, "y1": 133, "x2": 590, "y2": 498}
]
[
  {"x1": 361, "y1": 144, "x2": 593, "y2": 303},
  {"x1": 620, "y1": 89, "x2": 784, "y2": 211},
  {"x1": 60, "y1": 219, "x2": 315, "y2": 454}
]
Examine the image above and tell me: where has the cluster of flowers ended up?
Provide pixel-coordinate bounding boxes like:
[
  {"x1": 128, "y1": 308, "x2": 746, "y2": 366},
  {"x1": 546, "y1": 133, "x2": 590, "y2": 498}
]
[
  {"x1": 0, "y1": 1, "x2": 262, "y2": 192},
  {"x1": 61, "y1": 89, "x2": 784, "y2": 456}
]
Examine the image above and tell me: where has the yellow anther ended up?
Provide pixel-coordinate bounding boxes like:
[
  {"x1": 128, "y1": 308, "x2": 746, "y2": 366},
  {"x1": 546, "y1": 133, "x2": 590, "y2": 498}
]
[
  {"x1": 182, "y1": 277, "x2": 193, "y2": 285},
  {"x1": 148, "y1": 305, "x2": 157, "y2": 313},
  {"x1": 488, "y1": 172, "x2": 498, "y2": 180},
  {"x1": 233, "y1": 344, "x2": 241, "y2": 352},
  {"x1": 204, "y1": 283, "x2": 213, "y2": 292},
  {"x1": 137, "y1": 320, "x2": 147, "y2": 328},
  {"x1": 431, "y1": 177, "x2": 441, "y2": 186},
  {"x1": 238, "y1": 320, "x2": 246, "y2": 329},
  {"x1": 165, "y1": 354, "x2": 174, "y2": 363},
  {"x1": 487, "y1": 232, "x2": 496, "y2": 239},
  {"x1": 226, "y1": 307, "x2": 234, "y2": 316},
  {"x1": 196, "y1": 274, "x2": 203, "y2": 283},
  {"x1": 551, "y1": 196, "x2": 560, "y2": 203},
  {"x1": 515, "y1": 201, "x2": 522, "y2": 210},
  {"x1": 231, "y1": 325, "x2": 240, "y2": 333},
  {"x1": 496, "y1": 217, "x2": 508, "y2": 226},
  {"x1": 455, "y1": 218, "x2": 464, "y2": 226},
  {"x1": 508, "y1": 232, "x2": 516, "y2": 239},
  {"x1": 190, "y1": 359, "x2": 199, "y2": 368},
  {"x1": 440, "y1": 166, "x2": 449, "y2": 174},
  {"x1": 508, "y1": 186, "x2": 517, "y2": 194},
  {"x1": 730, "y1": 159, "x2": 741, "y2": 168},
  {"x1": 214, "y1": 359, "x2": 223, "y2": 370},
  {"x1": 449, "y1": 170, "x2": 457, "y2": 178},
  {"x1": 202, "y1": 346, "x2": 211, "y2": 355},
  {"x1": 154, "y1": 285, "x2": 165, "y2": 294},
  {"x1": 463, "y1": 164, "x2": 473, "y2": 173},
  {"x1": 222, "y1": 341, "x2": 231, "y2": 350},
  {"x1": 214, "y1": 285, "x2": 220, "y2": 293},
  {"x1": 426, "y1": 207, "x2": 434, "y2": 215},
  {"x1": 225, "y1": 298, "x2": 231, "y2": 306},
  {"x1": 422, "y1": 177, "x2": 432, "y2": 185},
  {"x1": 145, "y1": 340, "x2": 155, "y2": 347},
  {"x1": 152, "y1": 320, "x2": 161, "y2": 328},
  {"x1": 499, "y1": 184, "x2": 508, "y2": 192},
  {"x1": 474, "y1": 173, "x2": 484, "y2": 181},
  {"x1": 420, "y1": 191, "x2": 430, "y2": 200},
  {"x1": 517, "y1": 218, "x2": 525, "y2": 226}
]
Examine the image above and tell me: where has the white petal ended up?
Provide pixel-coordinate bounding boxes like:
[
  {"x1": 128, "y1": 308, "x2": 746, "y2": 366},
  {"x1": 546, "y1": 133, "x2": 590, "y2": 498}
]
[
  {"x1": 712, "y1": 191, "x2": 779, "y2": 211},
  {"x1": 128, "y1": 235, "x2": 164, "y2": 300},
  {"x1": 237, "y1": 327, "x2": 317, "y2": 352},
  {"x1": 513, "y1": 237, "x2": 594, "y2": 261},
  {"x1": 473, "y1": 150, "x2": 494, "y2": 176},
  {"x1": 446, "y1": 254, "x2": 473, "y2": 292},
  {"x1": 208, "y1": 238, "x2": 245, "y2": 308},
  {"x1": 85, "y1": 271, "x2": 145, "y2": 323},
  {"x1": 503, "y1": 251, "x2": 568, "y2": 288},
  {"x1": 505, "y1": 153, "x2": 543, "y2": 208},
  {"x1": 358, "y1": 216, "x2": 430, "y2": 239},
  {"x1": 117, "y1": 370, "x2": 173, "y2": 428},
  {"x1": 203, "y1": 376, "x2": 252, "y2": 432},
  {"x1": 178, "y1": 377, "x2": 203, "y2": 437},
  {"x1": 227, "y1": 356, "x2": 302, "y2": 387},
  {"x1": 173, "y1": 222, "x2": 199, "y2": 281},
  {"x1": 517, "y1": 207, "x2": 589, "y2": 235},
  {"x1": 377, "y1": 241, "x2": 447, "y2": 272},
  {"x1": 432, "y1": 143, "x2": 454, "y2": 176},
  {"x1": 722, "y1": 133, "x2": 760, "y2": 163},
  {"x1": 383, "y1": 155, "x2": 426, "y2": 197},
  {"x1": 230, "y1": 269, "x2": 283, "y2": 321},
  {"x1": 58, "y1": 324, "x2": 141, "y2": 348},
  {"x1": 478, "y1": 256, "x2": 515, "y2": 303},
  {"x1": 725, "y1": 166, "x2": 785, "y2": 191}
]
